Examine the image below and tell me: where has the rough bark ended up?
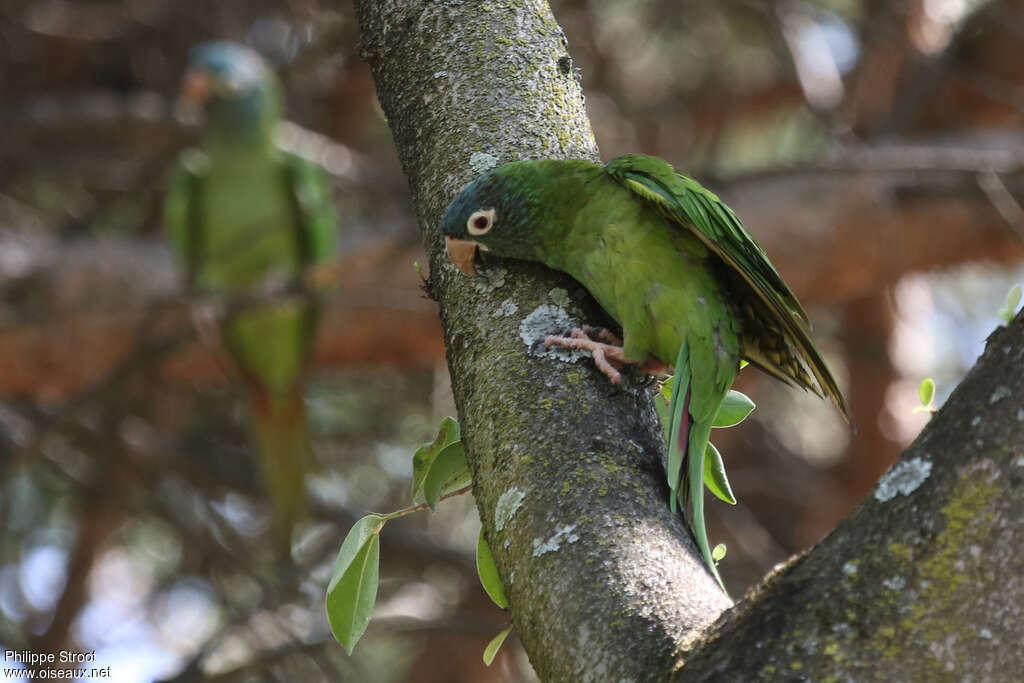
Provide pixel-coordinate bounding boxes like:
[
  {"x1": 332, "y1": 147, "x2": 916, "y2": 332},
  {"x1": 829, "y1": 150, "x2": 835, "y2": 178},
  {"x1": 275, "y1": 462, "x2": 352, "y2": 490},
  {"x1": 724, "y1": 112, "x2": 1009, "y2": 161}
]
[
  {"x1": 353, "y1": 2, "x2": 1024, "y2": 682},
  {"x1": 353, "y1": 2, "x2": 729, "y2": 681},
  {"x1": 675, "y1": 311, "x2": 1024, "y2": 681}
]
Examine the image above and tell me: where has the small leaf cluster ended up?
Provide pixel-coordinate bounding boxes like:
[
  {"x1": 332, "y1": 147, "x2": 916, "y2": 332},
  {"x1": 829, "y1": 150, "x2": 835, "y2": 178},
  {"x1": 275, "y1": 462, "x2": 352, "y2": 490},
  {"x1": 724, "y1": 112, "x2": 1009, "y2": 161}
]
[
  {"x1": 325, "y1": 417, "x2": 512, "y2": 665},
  {"x1": 655, "y1": 385, "x2": 754, "y2": 507},
  {"x1": 655, "y1": 383, "x2": 755, "y2": 567},
  {"x1": 411, "y1": 416, "x2": 469, "y2": 509}
]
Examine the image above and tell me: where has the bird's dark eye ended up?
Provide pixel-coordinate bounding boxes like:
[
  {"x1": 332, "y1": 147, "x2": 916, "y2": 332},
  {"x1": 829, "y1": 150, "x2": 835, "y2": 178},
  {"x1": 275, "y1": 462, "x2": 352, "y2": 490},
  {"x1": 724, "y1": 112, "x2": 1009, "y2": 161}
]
[{"x1": 467, "y1": 208, "x2": 496, "y2": 236}]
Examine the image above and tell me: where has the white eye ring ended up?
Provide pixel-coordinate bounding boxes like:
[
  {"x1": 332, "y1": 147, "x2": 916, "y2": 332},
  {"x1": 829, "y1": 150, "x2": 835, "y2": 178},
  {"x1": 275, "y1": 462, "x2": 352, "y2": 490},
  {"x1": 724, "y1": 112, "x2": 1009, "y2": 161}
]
[{"x1": 467, "y1": 208, "x2": 496, "y2": 236}]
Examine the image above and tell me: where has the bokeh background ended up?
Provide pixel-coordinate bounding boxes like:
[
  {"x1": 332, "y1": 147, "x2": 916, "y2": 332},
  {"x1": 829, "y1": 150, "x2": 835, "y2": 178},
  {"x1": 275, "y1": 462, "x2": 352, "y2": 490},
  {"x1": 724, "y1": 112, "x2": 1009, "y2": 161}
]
[{"x1": 2, "y1": 0, "x2": 1023, "y2": 680}]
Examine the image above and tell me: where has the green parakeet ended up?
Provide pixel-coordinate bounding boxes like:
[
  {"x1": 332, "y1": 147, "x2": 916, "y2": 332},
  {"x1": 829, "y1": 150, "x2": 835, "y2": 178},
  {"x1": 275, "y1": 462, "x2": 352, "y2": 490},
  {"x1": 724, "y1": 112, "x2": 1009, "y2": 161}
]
[
  {"x1": 441, "y1": 155, "x2": 849, "y2": 591},
  {"x1": 164, "y1": 42, "x2": 337, "y2": 550}
]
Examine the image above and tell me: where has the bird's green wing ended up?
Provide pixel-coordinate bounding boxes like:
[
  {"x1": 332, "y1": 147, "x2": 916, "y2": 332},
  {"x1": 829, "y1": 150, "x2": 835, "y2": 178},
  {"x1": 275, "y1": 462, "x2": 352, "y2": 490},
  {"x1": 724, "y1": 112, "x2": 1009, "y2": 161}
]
[
  {"x1": 606, "y1": 154, "x2": 849, "y2": 420},
  {"x1": 280, "y1": 151, "x2": 338, "y2": 266},
  {"x1": 164, "y1": 149, "x2": 210, "y2": 288}
]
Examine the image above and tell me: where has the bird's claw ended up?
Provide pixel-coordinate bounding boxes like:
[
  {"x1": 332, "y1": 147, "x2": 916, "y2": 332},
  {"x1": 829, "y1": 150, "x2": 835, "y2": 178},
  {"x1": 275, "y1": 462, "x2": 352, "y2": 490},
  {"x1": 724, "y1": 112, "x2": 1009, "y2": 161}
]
[
  {"x1": 544, "y1": 327, "x2": 627, "y2": 384},
  {"x1": 545, "y1": 326, "x2": 668, "y2": 383}
]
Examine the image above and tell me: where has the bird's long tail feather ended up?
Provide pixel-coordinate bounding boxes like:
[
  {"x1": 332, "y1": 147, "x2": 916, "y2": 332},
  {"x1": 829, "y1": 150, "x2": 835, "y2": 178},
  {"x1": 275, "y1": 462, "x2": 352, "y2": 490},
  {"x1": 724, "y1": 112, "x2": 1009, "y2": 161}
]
[
  {"x1": 666, "y1": 341, "x2": 691, "y2": 514},
  {"x1": 248, "y1": 382, "x2": 309, "y2": 553},
  {"x1": 666, "y1": 341, "x2": 728, "y2": 593}
]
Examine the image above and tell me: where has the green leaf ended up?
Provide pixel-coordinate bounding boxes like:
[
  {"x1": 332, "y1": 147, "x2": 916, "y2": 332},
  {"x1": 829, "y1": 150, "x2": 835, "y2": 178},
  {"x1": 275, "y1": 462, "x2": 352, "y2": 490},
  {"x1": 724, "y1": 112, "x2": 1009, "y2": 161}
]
[
  {"x1": 411, "y1": 417, "x2": 461, "y2": 502},
  {"x1": 1007, "y1": 284, "x2": 1021, "y2": 313},
  {"x1": 999, "y1": 284, "x2": 1021, "y2": 323},
  {"x1": 423, "y1": 441, "x2": 471, "y2": 510},
  {"x1": 326, "y1": 514, "x2": 384, "y2": 654},
  {"x1": 712, "y1": 390, "x2": 755, "y2": 428},
  {"x1": 918, "y1": 378, "x2": 935, "y2": 407},
  {"x1": 712, "y1": 543, "x2": 727, "y2": 563},
  {"x1": 482, "y1": 626, "x2": 512, "y2": 666},
  {"x1": 654, "y1": 381, "x2": 672, "y2": 435},
  {"x1": 703, "y1": 442, "x2": 736, "y2": 505},
  {"x1": 476, "y1": 529, "x2": 509, "y2": 609},
  {"x1": 660, "y1": 379, "x2": 673, "y2": 402}
]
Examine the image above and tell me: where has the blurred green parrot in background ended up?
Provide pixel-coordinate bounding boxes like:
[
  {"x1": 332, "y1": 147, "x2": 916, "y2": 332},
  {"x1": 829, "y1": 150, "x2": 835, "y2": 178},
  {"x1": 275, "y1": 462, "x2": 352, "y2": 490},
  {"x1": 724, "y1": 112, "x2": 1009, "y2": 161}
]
[
  {"x1": 441, "y1": 155, "x2": 849, "y2": 591},
  {"x1": 164, "y1": 42, "x2": 337, "y2": 550}
]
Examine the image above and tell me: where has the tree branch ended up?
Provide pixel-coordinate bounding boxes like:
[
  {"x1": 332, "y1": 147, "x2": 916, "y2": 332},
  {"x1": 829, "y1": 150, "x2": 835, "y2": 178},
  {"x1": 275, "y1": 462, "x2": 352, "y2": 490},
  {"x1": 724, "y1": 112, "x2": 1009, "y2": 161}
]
[{"x1": 675, "y1": 312, "x2": 1024, "y2": 680}]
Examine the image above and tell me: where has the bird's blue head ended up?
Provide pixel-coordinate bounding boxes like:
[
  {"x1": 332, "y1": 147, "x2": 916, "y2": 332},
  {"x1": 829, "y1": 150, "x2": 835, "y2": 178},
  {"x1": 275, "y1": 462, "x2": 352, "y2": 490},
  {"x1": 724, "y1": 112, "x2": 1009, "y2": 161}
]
[
  {"x1": 440, "y1": 162, "x2": 546, "y2": 275},
  {"x1": 180, "y1": 42, "x2": 281, "y2": 143}
]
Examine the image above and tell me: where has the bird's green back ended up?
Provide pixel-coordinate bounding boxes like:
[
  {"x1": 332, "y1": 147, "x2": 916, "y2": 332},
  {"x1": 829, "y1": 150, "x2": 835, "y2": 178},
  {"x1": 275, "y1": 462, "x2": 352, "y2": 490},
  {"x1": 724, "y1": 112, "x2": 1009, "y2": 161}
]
[
  {"x1": 165, "y1": 148, "x2": 336, "y2": 293},
  {"x1": 528, "y1": 163, "x2": 739, "y2": 370}
]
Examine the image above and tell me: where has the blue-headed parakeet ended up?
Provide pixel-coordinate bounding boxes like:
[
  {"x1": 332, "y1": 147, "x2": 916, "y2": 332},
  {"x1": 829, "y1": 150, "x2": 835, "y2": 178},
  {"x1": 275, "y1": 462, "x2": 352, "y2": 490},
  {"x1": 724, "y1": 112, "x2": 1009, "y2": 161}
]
[
  {"x1": 164, "y1": 42, "x2": 337, "y2": 550},
  {"x1": 441, "y1": 155, "x2": 849, "y2": 591}
]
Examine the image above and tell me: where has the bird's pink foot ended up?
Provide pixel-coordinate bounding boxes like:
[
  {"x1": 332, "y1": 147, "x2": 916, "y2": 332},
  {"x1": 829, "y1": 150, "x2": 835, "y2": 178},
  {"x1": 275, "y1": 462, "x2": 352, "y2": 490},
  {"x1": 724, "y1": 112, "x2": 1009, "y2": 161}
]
[
  {"x1": 544, "y1": 327, "x2": 628, "y2": 384},
  {"x1": 545, "y1": 327, "x2": 669, "y2": 384}
]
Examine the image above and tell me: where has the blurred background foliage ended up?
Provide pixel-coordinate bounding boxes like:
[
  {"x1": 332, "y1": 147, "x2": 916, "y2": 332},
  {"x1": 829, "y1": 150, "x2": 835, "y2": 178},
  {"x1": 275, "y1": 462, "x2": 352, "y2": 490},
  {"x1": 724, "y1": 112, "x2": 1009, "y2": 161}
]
[{"x1": 1, "y1": 0, "x2": 1023, "y2": 680}]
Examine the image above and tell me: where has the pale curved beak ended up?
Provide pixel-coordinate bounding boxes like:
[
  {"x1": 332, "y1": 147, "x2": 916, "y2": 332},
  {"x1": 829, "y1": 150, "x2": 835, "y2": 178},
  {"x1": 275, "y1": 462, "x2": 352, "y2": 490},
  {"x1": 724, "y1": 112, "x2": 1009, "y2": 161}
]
[
  {"x1": 179, "y1": 69, "x2": 213, "y2": 107},
  {"x1": 445, "y1": 236, "x2": 479, "y2": 276}
]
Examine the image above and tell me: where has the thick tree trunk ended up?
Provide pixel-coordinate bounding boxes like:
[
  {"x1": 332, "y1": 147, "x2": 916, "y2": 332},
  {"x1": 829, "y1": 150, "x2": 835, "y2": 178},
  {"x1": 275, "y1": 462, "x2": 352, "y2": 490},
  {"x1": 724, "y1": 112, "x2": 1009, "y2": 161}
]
[
  {"x1": 354, "y1": 2, "x2": 729, "y2": 681},
  {"x1": 354, "y1": 2, "x2": 1024, "y2": 681}
]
